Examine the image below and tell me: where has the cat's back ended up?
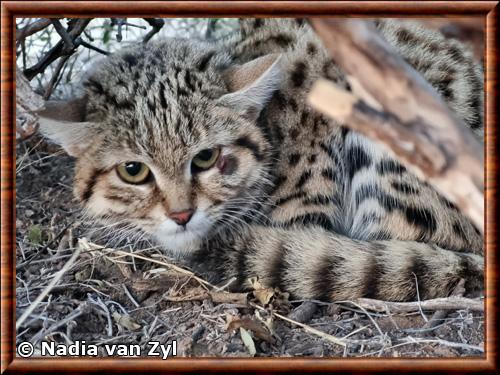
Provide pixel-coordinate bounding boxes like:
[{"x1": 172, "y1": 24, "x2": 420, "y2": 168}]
[{"x1": 227, "y1": 18, "x2": 483, "y2": 253}]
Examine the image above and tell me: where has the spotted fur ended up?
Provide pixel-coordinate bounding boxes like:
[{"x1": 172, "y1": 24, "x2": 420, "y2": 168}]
[{"x1": 39, "y1": 19, "x2": 484, "y2": 302}]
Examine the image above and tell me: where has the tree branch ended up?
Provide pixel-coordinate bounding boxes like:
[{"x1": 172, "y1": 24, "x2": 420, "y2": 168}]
[
  {"x1": 50, "y1": 19, "x2": 75, "y2": 53},
  {"x1": 352, "y1": 296, "x2": 483, "y2": 313},
  {"x1": 23, "y1": 19, "x2": 91, "y2": 80},
  {"x1": 43, "y1": 55, "x2": 70, "y2": 100},
  {"x1": 143, "y1": 18, "x2": 165, "y2": 43},
  {"x1": 16, "y1": 68, "x2": 44, "y2": 141},
  {"x1": 16, "y1": 18, "x2": 52, "y2": 42},
  {"x1": 308, "y1": 19, "x2": 484, "y2": 231},
  {"x1": 78, "y1": 39, "x2": 109, "y2": 55}
]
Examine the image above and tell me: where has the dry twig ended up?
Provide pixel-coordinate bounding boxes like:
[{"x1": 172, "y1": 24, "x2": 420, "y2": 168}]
[
  {"x1": 399, "y1": 336, "x2": 483, "y2": 353},
  {"x1": 353, "y1": 296, "x2": 483, "y2": 314},
  {"x1": 16, "y1": 245, "x2": 82, "y2": 330},
  {"x1": 30, "y1": 302, "x2": 90, "y2": 345},
  {"x1": 143, "y1": 18, "x2": 165, "y2": 43}
]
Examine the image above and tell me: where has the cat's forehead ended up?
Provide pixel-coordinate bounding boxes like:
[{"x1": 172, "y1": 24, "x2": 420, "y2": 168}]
[
  {"x1": 83, "y1": 38, "x2": 234, "y2": 159},
  {"x1": 83, "y1": 38, "x2": 231, "y2": 106}
]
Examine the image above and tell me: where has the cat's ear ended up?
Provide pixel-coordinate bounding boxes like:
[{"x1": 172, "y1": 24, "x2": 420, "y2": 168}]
[
  {"x1": 37, "y1": 97, "x2": 93, "y2": 157},
  {"x1": 219, "y1": 53, "x2": 283, "y2": 121}
]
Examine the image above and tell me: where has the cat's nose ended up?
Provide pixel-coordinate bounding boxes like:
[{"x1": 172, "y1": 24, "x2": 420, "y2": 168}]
[{"x1": 169, "y1": 209, "x2": 194, "y2": 226}]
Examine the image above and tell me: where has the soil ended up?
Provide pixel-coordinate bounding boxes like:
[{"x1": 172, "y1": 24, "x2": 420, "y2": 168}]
[{"x1": 15, "y1": 136, "x2": 485, "y2": 359}]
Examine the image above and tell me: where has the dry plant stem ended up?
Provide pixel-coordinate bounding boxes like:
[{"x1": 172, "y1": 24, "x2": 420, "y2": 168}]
[
  {"x1": 30, "y1": 303, "x2": 90, "y2": 345},
  {"x1": 309, "y1": 19, "x2": 484, "y2": 231},
  {"x1": 16, "y1": 246, "x2": 83, "y2": 330},
  {"x1": 78, "y1": 238, "x2": 214, "y2": 290},
  {"x1": 353, "y1": 296, "x2": 483, "y2": 314},
  {"x1": 400, "y1": 336, "x2": 483, "y2": 353}
]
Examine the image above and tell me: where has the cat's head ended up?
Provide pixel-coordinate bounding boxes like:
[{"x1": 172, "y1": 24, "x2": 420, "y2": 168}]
[{"x1": 38, "y1": 39, "x2": 283, "y2": 253}]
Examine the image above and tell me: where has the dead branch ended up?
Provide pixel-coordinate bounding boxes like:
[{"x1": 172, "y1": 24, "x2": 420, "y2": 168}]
[
  {"x1": 43, "y1": 55, "x2": 70, "y2": 100},
  {"x1": 353, "y1": 296, "x2": 483, "y2": 314},
  {"x1": 399, "y1": 336, "x2": 483, "y2": 353},
  {"x1": 23, "y1": 19, "x2": 91, "y2": 80},
  {"x1": 51, "y1": 19, "x2": 76, "y2": 53},
  {"x1": 78, "y1": 39, "x2": 110, "y2": 55},
  {"x1": 30, "y1": 302, "x2": 91, "y2": 345},
  {"x1": 309, "y1": 19, "x2": 484, "y2": 231},
  {"x1": 250, "y1": 302, "x2": 347, "y2": 347},
  {"x1": 16, "y1": 68, "x2": 44, "y2": 141},
  {"x1": 16, "y1": 18, "x2": 52, "y2": 42},
  {"x1": 143, "y1": 18, "x2": 165, "y2": 43}
]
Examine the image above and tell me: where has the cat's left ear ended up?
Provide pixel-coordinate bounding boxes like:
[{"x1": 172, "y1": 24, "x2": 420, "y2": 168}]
[
  {"x1": 36, "y1": 97, "x2": 94, "y2": 157},
  {"x1": 219, "y1": 53, "x2": 283, "y2": 121}
]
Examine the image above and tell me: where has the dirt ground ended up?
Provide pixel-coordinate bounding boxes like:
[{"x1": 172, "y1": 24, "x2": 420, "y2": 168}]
[{"x1": 15, "y1": 136, "x2": 485, "y2": 359}]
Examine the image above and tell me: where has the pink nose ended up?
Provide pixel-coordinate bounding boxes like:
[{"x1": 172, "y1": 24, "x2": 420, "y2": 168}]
[{"x1": 169, "y1": 209, "x2": 194, "y2": 226}]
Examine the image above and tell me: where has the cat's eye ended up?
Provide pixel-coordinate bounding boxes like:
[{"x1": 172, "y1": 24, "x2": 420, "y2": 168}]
[
  {"x1": 191, "y1": 148, "x2": 220, "y2": 172},
  {"x1": 116, "y1": 162, "x2": 151, "y2": 184}
]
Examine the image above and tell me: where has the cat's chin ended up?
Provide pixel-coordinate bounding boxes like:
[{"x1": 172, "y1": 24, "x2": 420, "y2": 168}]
[
  {"x1": 154, "y1": 229, "x2": 204, "y2": 256},
  {"x1": 153, "y1": 211, "x2": 212, "y2": 256}
]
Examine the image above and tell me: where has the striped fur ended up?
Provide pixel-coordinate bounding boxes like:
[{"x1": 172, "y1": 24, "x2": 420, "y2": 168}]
[{"x1": 39, "y1": 19, "x2": 484, "y2": 302}]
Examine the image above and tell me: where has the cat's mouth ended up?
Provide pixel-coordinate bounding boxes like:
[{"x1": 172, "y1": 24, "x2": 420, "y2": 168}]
[{"x1": 153, "y1": 211, "x2": 212, "y2": 253}]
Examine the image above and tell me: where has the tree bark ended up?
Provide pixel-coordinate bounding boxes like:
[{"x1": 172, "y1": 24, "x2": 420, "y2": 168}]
[{"x1": 16, "y1": 69, "x2": 44, "y2": 141}]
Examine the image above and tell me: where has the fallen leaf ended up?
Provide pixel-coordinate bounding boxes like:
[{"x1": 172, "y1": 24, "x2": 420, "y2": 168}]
[
  {"x1": 239, "y1": 327, "x2": 256, "y2": 357},
  {"x1": 249, "y1": 277, "x2": 263, "y2": 290},
  {"x1": 254, "y1": 288, "x2": 274, "y2": 305},
  {"x1": 249, "y1": 277, "x2": 275, "y2": 305},
  {"x1": 227, "y1": 316, "x2": 274, "y2": 343},
  {"x1": 112, "y1": 312, "x2": 141, "y2": 331}
]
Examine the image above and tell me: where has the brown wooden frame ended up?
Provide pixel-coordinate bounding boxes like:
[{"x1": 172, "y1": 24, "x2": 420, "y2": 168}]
[{"x1": 1, "y1": 1, "x2": 498, "y2": 373}]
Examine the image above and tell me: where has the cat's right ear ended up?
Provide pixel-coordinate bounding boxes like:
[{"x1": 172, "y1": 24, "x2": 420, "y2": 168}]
[
  {"x1": 37, "y1": 98, "x2": 93, "y2": 157},
  {"x1": 219, "y1": 53, "x2": 283, "y2": 121}
]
